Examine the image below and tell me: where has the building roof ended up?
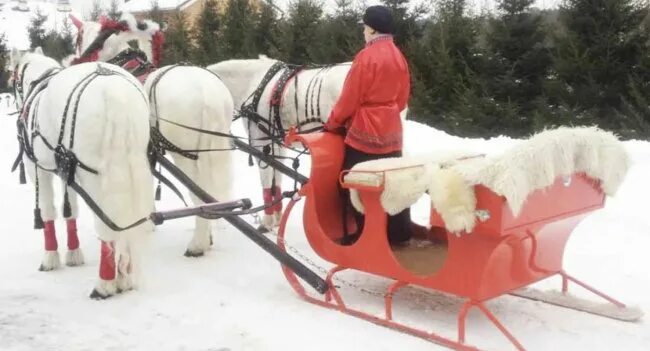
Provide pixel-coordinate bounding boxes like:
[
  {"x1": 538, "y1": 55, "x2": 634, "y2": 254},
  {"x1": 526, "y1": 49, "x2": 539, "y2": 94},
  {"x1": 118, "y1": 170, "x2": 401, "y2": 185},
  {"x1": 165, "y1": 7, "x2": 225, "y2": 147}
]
[{"x1": 121, "y1": 0, "x2": 197, "y2": 13}]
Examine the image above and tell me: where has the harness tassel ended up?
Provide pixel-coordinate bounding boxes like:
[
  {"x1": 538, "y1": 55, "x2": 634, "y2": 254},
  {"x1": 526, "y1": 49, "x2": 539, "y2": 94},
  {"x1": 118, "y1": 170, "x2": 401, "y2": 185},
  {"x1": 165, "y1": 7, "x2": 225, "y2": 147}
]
[
  {"x1": 34, "y1": 208, "x2": 44, "y2": 230},
  {"x1": 19, "y1": 161, "x2": 26, "y2": 184},
  {"x1": 34, "y1": 166, "x2": 43, "y2": 229},
  {"x1": 63, "y1": 190, "x2": 72, "y2": 218},
  {"x1": 155, "y1": 163, "x2": 162, "y2": 201}
]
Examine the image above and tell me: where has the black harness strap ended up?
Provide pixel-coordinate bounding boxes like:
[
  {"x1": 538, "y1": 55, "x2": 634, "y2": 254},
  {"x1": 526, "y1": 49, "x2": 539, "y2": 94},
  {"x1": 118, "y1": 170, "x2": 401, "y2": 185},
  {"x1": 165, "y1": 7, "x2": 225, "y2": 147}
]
[
  {"x1": 270, "y1": 65, "x2": 304, "y2": 139},
  {"x1": 107, "y1": 48, "x2": 238, "y2": 204},
  {"x1": 239, "y1": 62, "x2": 286, "y2": 166},
  {"x1": 13, "y1": 68, "x2": 61, "y2": 186},
  {"x1": 236, "y1": 62, "x2": 348, "y2": 143},
  {"x1": 150, "y1": 166, "x2": 188, "y2": 206},
  {"x1": 150, "y1": 126, "x2": 199, "y2": 160},
  {"x1": 13, "y1": 63, "x2": 30, "y2": 107},
  {"x1": 67, "y1": 179, "x2": 150, "y2": 231},
  {"x1": 146, "y1": 64, "x2": 204, "y2": 161}
]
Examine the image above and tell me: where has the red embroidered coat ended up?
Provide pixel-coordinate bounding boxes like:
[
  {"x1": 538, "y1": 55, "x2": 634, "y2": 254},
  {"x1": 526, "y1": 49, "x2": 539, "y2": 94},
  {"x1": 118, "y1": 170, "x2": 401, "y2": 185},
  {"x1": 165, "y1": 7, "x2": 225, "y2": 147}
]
[{"x1": 325, "y1": 35, "x2": 410, "y2": 154}]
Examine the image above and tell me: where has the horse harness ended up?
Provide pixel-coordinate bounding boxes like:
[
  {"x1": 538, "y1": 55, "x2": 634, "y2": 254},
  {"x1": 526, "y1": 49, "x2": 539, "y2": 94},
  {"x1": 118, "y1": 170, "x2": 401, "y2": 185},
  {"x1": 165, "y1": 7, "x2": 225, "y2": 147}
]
[
  {"x1": 13, "y1": 63, "x2": 150, "y2": 232},
  {"x1": 238, "y1": 62, "x2": 339, "y2": 142},
  {"x1": 107, "y1": 47, "x2": 157, "y2": 84},
  {"x1": 107, "y1": 48, "x2": 236, "y2": 204}
]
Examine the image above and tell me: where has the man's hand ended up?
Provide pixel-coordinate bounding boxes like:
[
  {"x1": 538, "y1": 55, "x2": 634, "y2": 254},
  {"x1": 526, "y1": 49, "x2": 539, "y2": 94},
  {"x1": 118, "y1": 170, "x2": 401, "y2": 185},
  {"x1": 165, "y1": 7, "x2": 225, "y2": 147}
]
[{"x1": 323, "y1": 121, "x2": 346, "y2": 135}]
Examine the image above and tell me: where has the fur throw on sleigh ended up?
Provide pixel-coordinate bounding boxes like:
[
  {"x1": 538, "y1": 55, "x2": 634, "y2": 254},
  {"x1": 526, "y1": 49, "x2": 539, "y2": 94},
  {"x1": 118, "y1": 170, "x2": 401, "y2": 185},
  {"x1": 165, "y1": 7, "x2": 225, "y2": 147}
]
[{"x1": 343, "y1": 126, "x2": 630, "y2": 234}]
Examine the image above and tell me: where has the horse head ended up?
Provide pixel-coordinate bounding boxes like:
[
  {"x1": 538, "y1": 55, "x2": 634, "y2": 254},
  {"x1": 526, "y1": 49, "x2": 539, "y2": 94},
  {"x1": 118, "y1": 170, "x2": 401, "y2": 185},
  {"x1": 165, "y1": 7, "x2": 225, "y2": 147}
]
[
  {"x1": 69, "y1": 12, "x2": 164, "y2": 67},
  {"x1": 10, "y1": 47, "x2": 60, "y2": 109}
]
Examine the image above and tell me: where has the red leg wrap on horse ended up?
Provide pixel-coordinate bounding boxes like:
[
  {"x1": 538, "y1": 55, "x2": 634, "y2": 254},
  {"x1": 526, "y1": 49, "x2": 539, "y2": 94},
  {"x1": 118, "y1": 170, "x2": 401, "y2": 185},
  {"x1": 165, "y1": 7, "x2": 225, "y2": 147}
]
[
  {"x1": 66, "y1": 219, "x2": 79, "y2": 250},
  {"x1": 99, "y1": 241, "x2": 116, "y2": 281},
  {"x1": 43, "y1": 221, "x2": 57, "y2": 251},
  {"x1": 272, "y1": 186, "x2": 283, "y2": 213},
  {"x1": 263, "y1": 188, "x2": 274, "y2": 215}
]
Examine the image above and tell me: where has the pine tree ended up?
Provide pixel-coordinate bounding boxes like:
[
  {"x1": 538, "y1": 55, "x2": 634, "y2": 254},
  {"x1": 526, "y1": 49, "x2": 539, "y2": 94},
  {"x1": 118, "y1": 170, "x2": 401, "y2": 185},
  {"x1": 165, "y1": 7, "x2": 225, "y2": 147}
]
[
  {"x1": 409, "y1": 0, "x2": 484, "y2": 135},
  {"x1": 222, "y1": 0, "x2": 256, "y2": 58},
  {"x1": 551, "y1": 0, "x2": 650, "y2": 137},
  {"x1": 252, "y1": 0, "x2": 281, "y2": 57},
  {"x1": 165, "y1": 11, "x2": 193, "y2": 65},
  {"x1": 88, "y1": 0, "x2": 103, "y2": 20},
  {"x1": 0, "y1": 33, "x2": 8, "y2": 93},
  {"x1": 108, "y1": 0, "x2": 121, "y2": 20},
  {"x1": 28, "y1": 9, "x2": 48, "y2": 50},
  {"x1": 42, "y1": 20, "x2": 75, "y2": 60},
  {"x1": 192, "y1": 0, "x2": 222, "y2": 64},
  {"x1": 381, "y1": 0, "x2": 428, "y2": 52},
  {"x1": 480, "y1": 0, "x2": 552, "y2": 136},
  {"x1": 148, "y1": 0, "x2": 165, "y2": 26},
  {"x1": 282, "y1": 0, "x2": 323, "y2": 64},
  {"x1": 313, "y1": 0, "x2": 364, "y2": 63}
]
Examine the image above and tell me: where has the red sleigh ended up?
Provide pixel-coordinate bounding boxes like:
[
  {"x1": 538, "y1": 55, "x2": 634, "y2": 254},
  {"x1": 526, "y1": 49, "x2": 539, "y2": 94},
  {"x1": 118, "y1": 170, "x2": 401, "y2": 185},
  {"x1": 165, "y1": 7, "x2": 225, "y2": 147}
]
[{"x1": 277, "y1": 131, "x2": 642, "y2": 350}]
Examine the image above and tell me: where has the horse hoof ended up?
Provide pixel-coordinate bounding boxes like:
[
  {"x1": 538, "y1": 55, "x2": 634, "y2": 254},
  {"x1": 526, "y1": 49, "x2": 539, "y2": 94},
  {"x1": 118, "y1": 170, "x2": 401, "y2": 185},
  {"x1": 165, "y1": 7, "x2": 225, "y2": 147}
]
[
  {"x1": 89, "y1": 289, "x2": 112, "y2": 300},
  {"x1": 39, "y1": 251, "x2": 61, "y2": 271},
  {"x1": 66, "y1": 248, "x2": 85, "y2": 267},
  {"x1": 257, "y1": 224, "x2": 271, "y2": 233},
  {"x1": 184, "y1": 249, "x2": 204, "y2": 258},
  {"x1": 115, "y1": 286, "x2": 131, "y2": 295}
]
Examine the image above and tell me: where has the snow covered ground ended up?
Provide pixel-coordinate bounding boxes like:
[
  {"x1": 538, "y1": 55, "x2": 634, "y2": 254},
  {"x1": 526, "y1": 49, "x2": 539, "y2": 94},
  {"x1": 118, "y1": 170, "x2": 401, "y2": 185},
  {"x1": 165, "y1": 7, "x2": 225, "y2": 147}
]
[{"x1": 0, "y1": 96, "x2": 648, "y2": 351}]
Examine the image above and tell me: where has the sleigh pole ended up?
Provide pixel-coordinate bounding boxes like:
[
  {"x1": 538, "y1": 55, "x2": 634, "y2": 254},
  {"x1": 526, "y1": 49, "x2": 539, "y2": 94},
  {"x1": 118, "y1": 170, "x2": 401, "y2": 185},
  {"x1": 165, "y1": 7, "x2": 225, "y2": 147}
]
[
  {"x1": 232, "y1": 138, "x2": 309, "y2": 184},
  {"x1": 149, "y1": 199, "x2": 253, "y2": 225},
  {"x1": 154, "y1": 152, "x2": 328, "y2": 294}
]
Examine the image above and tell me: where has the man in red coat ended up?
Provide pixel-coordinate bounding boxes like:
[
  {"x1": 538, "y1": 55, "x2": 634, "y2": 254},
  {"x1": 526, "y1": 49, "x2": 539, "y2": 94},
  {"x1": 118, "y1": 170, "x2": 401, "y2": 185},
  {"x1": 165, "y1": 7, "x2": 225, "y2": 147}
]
[{"x1": 324, "y1": 5, "x2": 413, "y2": 246}]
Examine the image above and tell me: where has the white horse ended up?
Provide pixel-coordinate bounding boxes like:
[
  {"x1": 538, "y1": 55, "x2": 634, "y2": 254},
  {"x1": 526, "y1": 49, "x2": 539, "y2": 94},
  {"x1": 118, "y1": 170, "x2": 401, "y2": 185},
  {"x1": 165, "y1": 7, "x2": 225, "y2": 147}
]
[
  {"x1": 70, "y1": 13, "x2": 234, "y2": 257},
  {"x1": 207, "y1": 57, "x2": 409, "y2": 229},
  {"x1": 8, "y1": 48, "x2": 154, "y2": 298}
]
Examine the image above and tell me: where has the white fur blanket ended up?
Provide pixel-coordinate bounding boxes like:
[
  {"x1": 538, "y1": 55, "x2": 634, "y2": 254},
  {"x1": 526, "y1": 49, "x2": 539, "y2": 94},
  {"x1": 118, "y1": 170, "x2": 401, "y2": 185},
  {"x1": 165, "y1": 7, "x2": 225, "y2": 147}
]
[{"x1": 343, "y1": 126, "x2": 630, "y2": 234}]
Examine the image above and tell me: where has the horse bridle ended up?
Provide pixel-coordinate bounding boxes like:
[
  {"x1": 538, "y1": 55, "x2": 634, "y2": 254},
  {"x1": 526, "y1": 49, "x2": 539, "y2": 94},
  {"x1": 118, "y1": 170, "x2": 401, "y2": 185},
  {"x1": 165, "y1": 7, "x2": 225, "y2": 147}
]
[{"x1": 12, "y1": 62, "x2": 30, "y2": 109}]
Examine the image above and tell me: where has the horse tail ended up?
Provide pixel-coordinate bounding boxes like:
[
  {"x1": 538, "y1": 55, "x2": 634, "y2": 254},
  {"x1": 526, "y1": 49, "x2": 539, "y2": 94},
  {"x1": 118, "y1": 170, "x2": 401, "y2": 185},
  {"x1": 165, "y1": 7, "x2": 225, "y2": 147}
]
[
  {"x1": 96, "y1": 74, "x2": 153, "y2": 281},
  {"x1": 197, "y1": 74, "x2": 234, "y2": 201}
]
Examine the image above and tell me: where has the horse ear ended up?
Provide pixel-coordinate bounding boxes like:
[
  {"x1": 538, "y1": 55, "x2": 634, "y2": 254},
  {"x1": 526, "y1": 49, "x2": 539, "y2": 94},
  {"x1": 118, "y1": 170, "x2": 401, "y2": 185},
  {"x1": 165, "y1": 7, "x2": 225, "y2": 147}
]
[
  {"x1": 33, "y1": 47, "x2": 44, "y2": 55},
  {"x1": 69, "y1": 13, "x2": 83, "y2": 30}
]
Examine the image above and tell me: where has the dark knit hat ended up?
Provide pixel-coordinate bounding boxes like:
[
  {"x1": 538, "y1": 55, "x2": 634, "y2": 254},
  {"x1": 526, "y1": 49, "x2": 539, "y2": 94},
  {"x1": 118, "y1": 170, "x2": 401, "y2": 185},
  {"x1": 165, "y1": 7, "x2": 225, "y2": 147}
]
[{"x1": 358, "y1": 5, "x2": 394, "y2": 34}]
